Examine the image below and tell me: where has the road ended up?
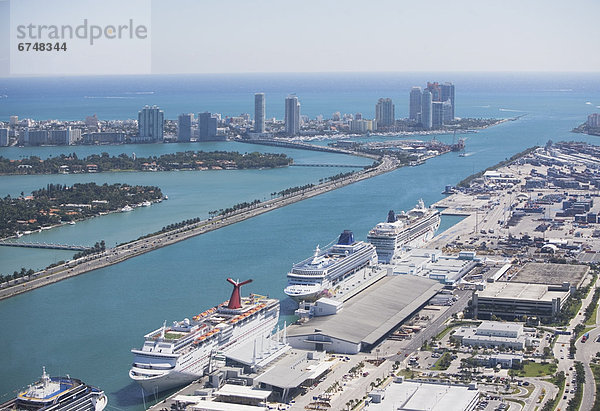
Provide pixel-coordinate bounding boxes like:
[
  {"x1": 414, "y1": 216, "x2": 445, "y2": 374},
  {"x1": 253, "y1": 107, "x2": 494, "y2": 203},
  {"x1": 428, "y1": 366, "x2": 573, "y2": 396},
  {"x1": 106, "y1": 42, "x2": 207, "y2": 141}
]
[
  {"x1": 0, "y1": 156, "x2": 404, "y2": 301},
  {"x1": 574, "y1": 283, "x2": 600, "y2": 411},
  {"x1": 552, "y1": 276, "x2": 598, "y2": 411}
]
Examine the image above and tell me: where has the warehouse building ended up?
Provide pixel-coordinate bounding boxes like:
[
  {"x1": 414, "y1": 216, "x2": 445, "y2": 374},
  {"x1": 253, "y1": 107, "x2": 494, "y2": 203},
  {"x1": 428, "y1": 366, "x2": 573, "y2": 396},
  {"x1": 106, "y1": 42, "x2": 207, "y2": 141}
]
[{"x1": 286, "y1": 275, "x2": 443, "y2": 354}]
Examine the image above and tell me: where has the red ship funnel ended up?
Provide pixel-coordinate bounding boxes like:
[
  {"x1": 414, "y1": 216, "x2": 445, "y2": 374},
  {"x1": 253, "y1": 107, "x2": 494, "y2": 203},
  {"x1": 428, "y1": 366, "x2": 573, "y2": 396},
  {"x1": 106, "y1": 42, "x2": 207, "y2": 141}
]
[{"x1": 227, "y1": 278, "x2": 252, "y2": 309}]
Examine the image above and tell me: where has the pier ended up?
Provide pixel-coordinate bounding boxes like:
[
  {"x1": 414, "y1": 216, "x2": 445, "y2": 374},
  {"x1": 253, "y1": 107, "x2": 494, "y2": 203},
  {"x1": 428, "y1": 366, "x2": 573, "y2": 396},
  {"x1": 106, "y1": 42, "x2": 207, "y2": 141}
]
[{"x1": 0, "y1": 241, "x2": 92, "y2": 251}]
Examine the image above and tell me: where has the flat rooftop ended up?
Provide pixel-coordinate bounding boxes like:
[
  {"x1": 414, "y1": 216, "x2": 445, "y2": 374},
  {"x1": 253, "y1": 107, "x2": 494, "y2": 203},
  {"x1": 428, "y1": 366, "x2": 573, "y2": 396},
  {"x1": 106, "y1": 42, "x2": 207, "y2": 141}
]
[
  {"x1": 511, "y1": 262, "x2": 588, "y2": 287},
  {"x1": 287, "y1": 275, "x2": 443, "y2": 346},
  {"x1": 369, "y1": 380, "x2": 479, "y2": 411},
  {"x1": 255, "y1": 350, "x2": 333, "y2": 389},
  {"x1": 477, "y1": 282, "x2": 568, "y2": 302}
]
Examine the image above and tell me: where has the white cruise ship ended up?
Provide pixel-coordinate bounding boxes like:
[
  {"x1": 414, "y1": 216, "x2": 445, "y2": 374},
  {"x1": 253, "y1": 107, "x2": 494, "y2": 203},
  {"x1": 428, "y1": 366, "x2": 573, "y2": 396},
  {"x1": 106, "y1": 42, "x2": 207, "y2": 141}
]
[
  {"x1": 367, "y1": 200, "x2": 441, "y2": 263},
  {"x1": 129, "y1": 279, "x2": 279, "y2": 394},
  {"x1": 0, "y1": 368, "x2": 107, "y2": 411},
  {"x1": 284, "y1": 230, "x2": 378, "y2": 302}
]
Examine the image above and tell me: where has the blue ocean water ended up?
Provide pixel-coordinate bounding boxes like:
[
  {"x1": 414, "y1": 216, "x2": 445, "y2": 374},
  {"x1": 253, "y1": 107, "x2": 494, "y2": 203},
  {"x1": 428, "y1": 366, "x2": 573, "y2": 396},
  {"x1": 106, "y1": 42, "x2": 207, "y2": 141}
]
[{"x1": 0, "y1": 73, "x2": 599, "y2": 409}]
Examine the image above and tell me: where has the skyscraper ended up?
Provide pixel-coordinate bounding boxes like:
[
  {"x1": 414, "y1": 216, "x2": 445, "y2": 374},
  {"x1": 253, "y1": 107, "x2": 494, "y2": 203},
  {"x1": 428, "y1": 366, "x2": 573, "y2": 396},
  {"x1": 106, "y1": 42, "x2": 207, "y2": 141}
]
[
  {"x1": 0, "y1": 128, "x2": 8, "y2": 146},
  {"x1": 254, "y1": 93, "x2": 265, "y2": 133},
  {"x1": 426, "y1": 82, "x2": 442, "y2": 101},
  {"x1": 441, "y1": 82, "x2": 455, "y2": 119},
  {"x1": 137, "y1": 105, "x2": 164, "y2": 143},
  {"x1": 177, "y1": 113, "x2": 193, "y2": 142},
  {"x1": 285, "y1": 95, "x2": 300, "y2": 136},
  {"x1": 375, "y1": 98, "x2": 395, "y2": 127},
  {"x1": 409, "y1": 87, "x2": 422, "y2": 121},
  {"x1": 421, "y1": 90, "x2": 433, "y2": 130},
  {"x1": 432, "y1": 101, "x2": 444, "y2": 128},
  {"x1": 198, "y1": 112, "x2": 218, "y2": 140}
]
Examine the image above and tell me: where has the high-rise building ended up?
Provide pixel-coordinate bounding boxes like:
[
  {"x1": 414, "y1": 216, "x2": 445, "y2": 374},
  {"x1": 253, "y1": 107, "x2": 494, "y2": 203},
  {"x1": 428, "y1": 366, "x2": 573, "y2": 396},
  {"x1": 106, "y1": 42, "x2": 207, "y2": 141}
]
[
  {"x1": 587, "y1": 113, "x2": 600, "y2": 128},
  {"x1": 426, "y1": 82, "x2": 442, "y2": 101},
  {"x1": 441, "y1": 82, "x2": 455, "y2": 119},
  {"x1": 409, "y1": 87, "x2": 422, "y2": 121},
  {"x1": 254, "y1": 93, "x2": 265, "y2": 133},
  {"x1": 0, "y1": 128, "x2": 8, "y2": 146},
  {"x1": 421, "y1": 90, "x2": 433, "y2": 130},
  {"x1": 24, "y1": 129, "x2": 49, "y2": 145},
  {"x1": 48, "y1": 127, "x2": 81, "y2": 145},
  {"x1": 137, "y1": 105, "x2": 164, "y2": 143},
  {"x1": 9, "y1": 116, "x2": 18, "y2": 126},
  {"x1": 442, "y1": 100, "x2": 453, "y2": 124},
  {"x1": 355, "y1": 113, "x2": 362, "y2": 120},
  {"x1": 198, "y1": 112, "x2": 218, "y2": 141},
  {"x1": 285, "y1": 95, "x2": 300, "y2": 136},
  {"x1": 350, "y1": 119, "x2": 368, "y2": 133},
  {"x1": 177, "y1": 113, "x2": 193, "y2": 142},
  {"x1": 375, "y1": 98, "x2": 395, "y2": 127},
  {"x1": 432, "y1": 102, "x2": 444, "y2": 128}
]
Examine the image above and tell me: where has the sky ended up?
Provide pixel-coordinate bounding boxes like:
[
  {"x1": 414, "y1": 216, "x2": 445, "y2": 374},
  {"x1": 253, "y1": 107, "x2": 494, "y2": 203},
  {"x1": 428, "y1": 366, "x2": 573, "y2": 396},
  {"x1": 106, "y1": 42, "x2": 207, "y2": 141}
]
[{"x1": 2, "y1": 0, "x2": 599, "y2": 76}]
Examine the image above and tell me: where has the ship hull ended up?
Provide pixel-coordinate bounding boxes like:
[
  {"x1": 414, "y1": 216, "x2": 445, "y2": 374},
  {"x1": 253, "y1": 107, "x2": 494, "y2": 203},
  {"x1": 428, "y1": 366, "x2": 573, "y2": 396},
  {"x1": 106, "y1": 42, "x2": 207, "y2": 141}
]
[{"x1": 133, "y1": 371, "x2": 197, "y2": 395}]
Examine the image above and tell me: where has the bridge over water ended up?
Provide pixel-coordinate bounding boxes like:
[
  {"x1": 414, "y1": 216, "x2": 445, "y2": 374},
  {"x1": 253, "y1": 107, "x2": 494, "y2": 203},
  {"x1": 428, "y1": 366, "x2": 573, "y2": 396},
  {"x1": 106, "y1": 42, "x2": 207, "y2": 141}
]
[
  {"x1": 0, "y1": 241, "x2": 92, "y2": 251},
  {"x1": 290, "y1": 163, "x2": 366, "y2": 168}
]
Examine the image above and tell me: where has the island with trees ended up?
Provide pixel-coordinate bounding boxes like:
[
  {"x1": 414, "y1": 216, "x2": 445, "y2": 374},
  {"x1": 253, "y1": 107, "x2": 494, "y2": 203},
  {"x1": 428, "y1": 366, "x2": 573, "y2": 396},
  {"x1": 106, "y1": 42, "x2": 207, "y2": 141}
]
[
  {"x1": 0, "y1": 150, "x2": 292, "y2": 175},
  {"x1": 0, "y1": 182, "x2": 163, "y2": 239}
]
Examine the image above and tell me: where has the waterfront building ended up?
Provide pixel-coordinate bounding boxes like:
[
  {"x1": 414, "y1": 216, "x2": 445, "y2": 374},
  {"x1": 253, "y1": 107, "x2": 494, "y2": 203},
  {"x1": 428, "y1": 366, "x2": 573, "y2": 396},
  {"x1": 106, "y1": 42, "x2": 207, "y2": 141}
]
[
  {"x1": 426, "y1": 82, "x2": 442, "y2": 101},
  {"x1": 409, "y1": 87, "x2": 422, "y2": 121},
  {"x1": 254, "y1": 93, "x2": 265, "y2": 133},
  {"x1": 284, "y1": 95, "x2": 300, "y2": 136},
  {"x1": 441, "y1": 82, "x2": 455, "y2": 119},
  {"x1": 375, "y1": 98, "x2": 395, "y2": 127},
  {"x1": 137, "y1": 105, "x2": 164, "y2": 143},
  {"x1": 588, "y1": 113, "x2": 600, "y2": 128},
  {"x1": 198, "y1": 112, "x2": 219, "y2": 141},
  {"x1": 421, "y1": 90, "x2": 433, "y2": 130},
  {"x1": 83, "y1": 132, "x2": 125, "y2": 144},
  {"x1": 349, "y1": 119, "x2": 368, "y2": 133},
  {"x1": 443, "y1": 99, "x2": 454, "y2": 124},
  {"x1": 432, "y1": 101, "x2": 444, "y2": 128},
  {"x1": 286, "y1": 275, "x2": 442, "y2": 354},
  {"x1": 49, "y1": 127, "x2": 81, "y2": 145},
  {"x1": 177, "y1": 113, "x2": 193, "y2": 142},
  {"x1": 9, "y1": 115, "x2": 18, "y2": 126},
  {"x1": 0, "y1": 128, "x2": 8, "y2": 146},
  {"x1": 24, "y1": 129, "x2": 49, "y2": 145}
]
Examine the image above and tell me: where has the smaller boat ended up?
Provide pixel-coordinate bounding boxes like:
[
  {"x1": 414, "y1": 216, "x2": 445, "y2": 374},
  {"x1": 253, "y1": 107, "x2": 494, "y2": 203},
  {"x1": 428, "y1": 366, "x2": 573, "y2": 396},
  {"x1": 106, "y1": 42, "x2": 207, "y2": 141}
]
[
  {"x1": 0, "y1": 367, "x2": 107, "y2": 411},
  {"x1": 121, "y1": 205, "x2": 134, "y2": 212},
  {"x1": 68, "y1": 221, "x2": 76, "y2": 225},
  {"x1": 141, "y1": 201, "x2": 152, "y2": 207}
]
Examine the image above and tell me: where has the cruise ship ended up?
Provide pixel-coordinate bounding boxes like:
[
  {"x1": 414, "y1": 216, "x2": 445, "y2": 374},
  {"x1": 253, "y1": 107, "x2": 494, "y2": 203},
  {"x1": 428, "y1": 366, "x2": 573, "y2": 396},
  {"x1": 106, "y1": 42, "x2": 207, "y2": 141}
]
[
  {"x1": 0, "y1": 368, "x2": 107, "y2": 411},
  {"x1": 129, "y1": 279, "x2": 279, "y2": 394},
  {"x1": 367, "y1": 200, "x2": 441, "y2": 263},
  {"x1": 284, "y1": 230, "x2": 378, "y2": 302}
]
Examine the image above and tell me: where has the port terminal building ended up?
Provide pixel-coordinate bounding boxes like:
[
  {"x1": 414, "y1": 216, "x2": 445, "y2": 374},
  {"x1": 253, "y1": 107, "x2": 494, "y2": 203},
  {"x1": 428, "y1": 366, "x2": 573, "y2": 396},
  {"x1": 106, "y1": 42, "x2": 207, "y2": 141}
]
[
  {"x1": 472, "y1": 263, "x2": 589, "y2": 321},
  {"x1": 286, "y1": 275, "x2": 443, "y2": 354}
]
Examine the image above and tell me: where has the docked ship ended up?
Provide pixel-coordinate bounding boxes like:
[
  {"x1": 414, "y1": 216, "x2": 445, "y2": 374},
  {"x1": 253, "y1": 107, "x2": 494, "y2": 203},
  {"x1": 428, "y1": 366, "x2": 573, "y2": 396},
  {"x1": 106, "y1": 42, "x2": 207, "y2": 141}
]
[
  {"x1": 367, "y1": 200, "x2": 441, "y2": 263},
  {"x1": 284, "y1": 230, "x2": 378, "y2": 302},
  {"x1": 0, "y1": 367, "x2": 107, "y2": 411},
  {"x1": 129, "y1": 279, "x2": 279, "y2": 394}
]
